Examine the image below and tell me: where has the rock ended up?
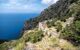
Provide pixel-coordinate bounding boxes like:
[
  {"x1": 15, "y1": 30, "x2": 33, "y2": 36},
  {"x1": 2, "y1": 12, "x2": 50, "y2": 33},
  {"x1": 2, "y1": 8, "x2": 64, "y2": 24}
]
[{"x1": 38, "y1": 22, "x2": 48, "y2": 31}]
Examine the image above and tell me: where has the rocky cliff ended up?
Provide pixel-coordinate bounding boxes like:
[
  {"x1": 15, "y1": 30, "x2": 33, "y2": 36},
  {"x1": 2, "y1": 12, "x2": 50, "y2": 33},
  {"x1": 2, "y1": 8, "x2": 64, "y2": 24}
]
[{"x1": 24, "y1": 0, "x2": 78, "y2": 30}]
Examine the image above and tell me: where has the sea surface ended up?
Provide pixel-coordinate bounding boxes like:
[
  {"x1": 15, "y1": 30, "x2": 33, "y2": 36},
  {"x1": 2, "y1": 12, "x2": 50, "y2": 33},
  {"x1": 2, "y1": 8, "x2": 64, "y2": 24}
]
[{"x1": 0, "y1": 13, "x2": 39, "y2": 40}]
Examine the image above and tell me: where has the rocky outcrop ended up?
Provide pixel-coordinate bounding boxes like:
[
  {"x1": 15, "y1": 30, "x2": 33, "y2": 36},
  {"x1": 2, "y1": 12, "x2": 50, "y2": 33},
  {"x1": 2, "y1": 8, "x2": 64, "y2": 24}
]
[{"x1": 38, "y1": 22, "x2": 48, "y2": 31}]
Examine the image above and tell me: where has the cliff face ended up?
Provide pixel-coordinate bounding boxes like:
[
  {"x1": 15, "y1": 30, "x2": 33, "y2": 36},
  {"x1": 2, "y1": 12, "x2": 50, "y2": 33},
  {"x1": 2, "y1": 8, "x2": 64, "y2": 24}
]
[
  {"x1": 24, "y1": 0, "x2": 78, "y2": 30},
  {"x1": 39, "y1": 0, "x2": 76, "y2": 20}
]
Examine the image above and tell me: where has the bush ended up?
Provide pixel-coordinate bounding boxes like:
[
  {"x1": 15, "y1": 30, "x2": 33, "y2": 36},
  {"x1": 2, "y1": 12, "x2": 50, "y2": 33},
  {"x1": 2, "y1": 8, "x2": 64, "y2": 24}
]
[
  {"x1": 60, "y1": 27, "x2": 74, "y2": 39},
  {"x1": 25, "y1": 30, "x2": 44, "y2": 43},
  {"x1": 74, "y1": 20, "x2": 80, "y2": 32},
  {"x1": 47, "y1": 18, "x2": 57, "y2": 28},
  {"x1": 46, "y1": 21, "x2": 52, "y2": 28},
  {"x1": 0, "y1": 43, "x2": 8, "y2": 50},
  {"x1": 55, "y1": 22, "x2": 62, "y2": 32}
]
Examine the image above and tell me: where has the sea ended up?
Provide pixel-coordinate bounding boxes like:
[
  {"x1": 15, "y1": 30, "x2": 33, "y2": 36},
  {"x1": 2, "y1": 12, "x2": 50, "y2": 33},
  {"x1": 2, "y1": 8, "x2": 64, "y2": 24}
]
[{"x1": 0, "y1": 13, "x2": 39, "y2": 40}]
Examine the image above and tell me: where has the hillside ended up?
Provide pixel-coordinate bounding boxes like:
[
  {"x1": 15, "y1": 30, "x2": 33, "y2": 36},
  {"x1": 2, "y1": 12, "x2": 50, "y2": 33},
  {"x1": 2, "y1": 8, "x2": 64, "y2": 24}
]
[
  {"x1": 0, "y1": 16, "x2": 80, "y2": 50},
  {"x1": 0, "y1": 0, "x2": 80, "y2": 50},
  {"x1": 24, "y1": 0, "x2": 80, "y2": 45},
  {"x1": 24, "y1": 0, "x2": 78, "y2": 30}
]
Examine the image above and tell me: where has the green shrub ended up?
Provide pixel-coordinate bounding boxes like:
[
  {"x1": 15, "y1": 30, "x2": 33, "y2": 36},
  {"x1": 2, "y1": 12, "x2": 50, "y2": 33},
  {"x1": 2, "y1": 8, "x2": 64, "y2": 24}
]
[
  {"x1": 74, "y1": 20, "x2": 80, "y2": 32},
  {"x1": 47, "y1": 18, "x2": 57, "y2": 28},
  {"x1": 60, "y1": 27, "x2": 74, "y2": 39},
  {"x1": 55, "y1": 22, "x2": 62, "y2": 32},
  {"x1": 60, "y1": 22, "x2": 80, "y2": 45},
  {"x1": 25, "y1": 30, "x2": 44, "y2": 43},
  {"x1": 0, "y1": 43, "x2": 8, "y2": 50},
  {"x1": 46, "y1": 21, "x2": 52, "y2": 28}
]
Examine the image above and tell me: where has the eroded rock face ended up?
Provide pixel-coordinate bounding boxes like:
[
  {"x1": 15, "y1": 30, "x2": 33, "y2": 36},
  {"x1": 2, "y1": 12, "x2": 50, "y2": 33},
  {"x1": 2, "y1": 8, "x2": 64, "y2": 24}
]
[{"x1": 38, "y1": 22, "x2": 48, "y2": 31}]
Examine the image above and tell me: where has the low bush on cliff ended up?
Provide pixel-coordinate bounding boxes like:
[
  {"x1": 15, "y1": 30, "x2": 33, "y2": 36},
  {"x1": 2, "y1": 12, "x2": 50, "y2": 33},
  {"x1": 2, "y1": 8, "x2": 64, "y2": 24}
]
[
  {"x1": 55, "y1": 22, "x2": 62, "y2": 32},
  {"x1": 25, "y1": 30, "x2": 44, "y2": 43},
  {"x1": 74, "y1": 20, "x2": 80, "y2": 32},
  {"x1": 46, "y1": 18, "x2": 57, "y2": 28}
]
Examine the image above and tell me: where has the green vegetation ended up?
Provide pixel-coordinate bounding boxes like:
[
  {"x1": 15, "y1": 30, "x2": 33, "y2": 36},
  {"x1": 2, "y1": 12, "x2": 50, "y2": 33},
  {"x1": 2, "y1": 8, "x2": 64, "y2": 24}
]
[
  {"x1": 55, "y1": 22, "x2": 62, "y2": 32},
  {"x1": 47, "y1": 19, "x2": 62, "y2": 32},
  {"x1": 60, "y1": 26, "x2": 74, "y2": 40},
  {"x1": 0, "y1": 29, "x2": 44, "y2": 50},
  {"x1": 74, "y1": 20, "x2": 80, "y2": 32},
  {"x1": 0, "y1": 39, "x2": 25, "y2": 50},
  {"x1": 60, "y1": 20, "x2": 80, "y2": 45},
  {"x1": 60, "y1": 0, "x2": 80, "y2": 46},
  {"x1": 51, "y1": 37, "x2": 59, "y2": 47},
  {"x1": 0, "y1": 43, "x2": 8, "y2": 50},
  {"x1": 60, "y1": 17, "x2": 67, "y2": 22},
  {"x1": 14, "y1": 40, "x2": 25, "y2": 50},
  {"x1": 46, "y1": 18, "x2": 57, "y2": 28},
  {"x1": 25, "y1": 30, "x2": 44, "y2": 43}
]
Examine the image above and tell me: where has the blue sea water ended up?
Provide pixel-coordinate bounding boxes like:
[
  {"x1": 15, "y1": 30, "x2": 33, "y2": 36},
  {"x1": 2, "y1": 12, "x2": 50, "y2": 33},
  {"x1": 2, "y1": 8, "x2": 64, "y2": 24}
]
[{"x1": 0, "y1": 13, "x2": 39, "y2": 40}]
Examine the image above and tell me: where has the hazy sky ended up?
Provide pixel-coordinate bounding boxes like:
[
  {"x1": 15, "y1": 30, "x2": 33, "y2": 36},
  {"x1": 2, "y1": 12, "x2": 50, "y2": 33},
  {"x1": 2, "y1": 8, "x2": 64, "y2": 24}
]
[{"x1": 0, "y1": 0, "x2": 58, "y2": 13}]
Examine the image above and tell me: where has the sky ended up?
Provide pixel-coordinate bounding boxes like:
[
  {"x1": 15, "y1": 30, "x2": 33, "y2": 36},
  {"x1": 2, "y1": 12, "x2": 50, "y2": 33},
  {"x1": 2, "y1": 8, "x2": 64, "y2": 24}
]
[{"x1": 0, "y1": 0, "x2": 58, "y2": 13}]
